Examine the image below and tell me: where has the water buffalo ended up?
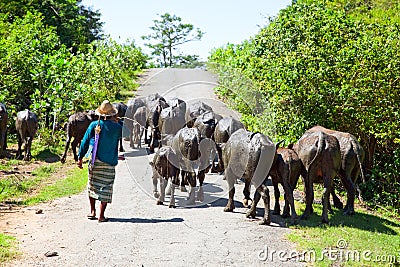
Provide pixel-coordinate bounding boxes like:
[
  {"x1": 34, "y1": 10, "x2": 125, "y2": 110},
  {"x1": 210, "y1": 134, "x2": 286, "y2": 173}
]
[
  {"x1": 158, "y1": 99, "x2": 187, "y2": 147},
  {"x1": 16, "y1": 110, "x2": 38, "y2": 161},
  {"x1": 293, "y1": 131, "x2": 341, "y2": 223},
  {"x1": 125, "y1": 97, "x2": 146, "y2": 148},
  {"x1": 269, "y1": 143, "x2": 301, "y2": 222},
  {"x1": 150, "y1": 146, "x2": 180, "y2": 208},
  {"x1": 221, "y1": 129, "x2": 276, "y2": 225},
  {"x1": 0, "y1": 103, "x2": 8, "y2": 158},
  {"x1": 170, "y1": 127, "x2": 201, "y2": 204},
  {"x1": 130, "y1": 106, "x2": 147, "y2": 148},
  {"x1": 113, "y1": 102, "x2": 127, "y2": 152},
  {"x1": 146, "y1": 97, "x2": 169, "y2": 153},
  {"x1": 185, "y1": 100, "x2": 213, "y2": 128},
  {"x1": 306, "y1": 125, "x2": 365, "y2": 215},
  {"x1": 60, "y1": 111, "x2": 97, "y2": 163},
  {"x1": 212, "y1": 116, "x2": 245, "y2": 172}
]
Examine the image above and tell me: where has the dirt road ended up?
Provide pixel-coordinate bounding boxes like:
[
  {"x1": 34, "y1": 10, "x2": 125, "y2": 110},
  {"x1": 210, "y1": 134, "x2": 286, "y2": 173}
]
[{"x1": 1, "y1": 68, "x2": 303, "y2": 266}]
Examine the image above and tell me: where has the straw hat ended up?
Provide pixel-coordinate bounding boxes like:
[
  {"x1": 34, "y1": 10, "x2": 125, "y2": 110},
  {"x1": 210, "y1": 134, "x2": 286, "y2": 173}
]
[{"x1": 95, "y1": 100, "x2": 118, "y2": 116}]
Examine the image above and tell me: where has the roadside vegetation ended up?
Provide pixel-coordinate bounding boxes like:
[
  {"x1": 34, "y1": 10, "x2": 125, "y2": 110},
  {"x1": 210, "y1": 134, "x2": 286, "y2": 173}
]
[{"x1": 208, "y1": 0, "x2": 400, "y2": 266}]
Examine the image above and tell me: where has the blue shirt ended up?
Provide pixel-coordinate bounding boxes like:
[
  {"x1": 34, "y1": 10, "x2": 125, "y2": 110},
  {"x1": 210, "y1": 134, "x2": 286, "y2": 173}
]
[{"x1": 78, "y1": 119, "x2": 123, "y2": 166}]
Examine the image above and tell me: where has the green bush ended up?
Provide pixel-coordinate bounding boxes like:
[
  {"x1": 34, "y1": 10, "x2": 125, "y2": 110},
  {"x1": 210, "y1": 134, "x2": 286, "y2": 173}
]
[{"x1": 208, "y1": 0, "x2": 400, "y2": 212}]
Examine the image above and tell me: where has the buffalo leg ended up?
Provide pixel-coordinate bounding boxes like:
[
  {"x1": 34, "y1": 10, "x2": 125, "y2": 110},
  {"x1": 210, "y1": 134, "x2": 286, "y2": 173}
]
[
  {"x1": 25, "y1": 137, "x2": 32, "y2": 161},
  {"x1": 157, "y1": 178, "x2": 167, "y2": 205},
  {"x1": 282, "y1": 179, "x2": 297, "y2": 221},
  {"x1": 71, "y1": 138, "x2": 80, "y2": 162},
  {"x1": 272, "y1": 180, "x2": 281, "y2": 215},
  {"x1": 60, "y1": 130, "x2": 71, "y2": 163},
  {"x1": 224, "y1": 168, "x2": 236, "y2": 212},
  {"x1": 341, "y1": 175, "x2": 356, "y2": 216},
  {"x1": 242, "y1": 179, "x2": 252, "y2": 208},
  {"x1": 321, "y1": 175, "x2": 333, "y2": 224},
  {"x1": 17, "y1": 134, "x2": 23, "y2": 159},
  {"x1": 186, "y1": 172, "x2": 196, "y2": 205},
  {"x1": 180, "y1": 170, "x2": 187, "y2": 192},
  {"x1": 301, "y1": 172, "x2": 314, "y2": 220},
  {"x1": 197, "y1": 170, "x2": 205, "y2": 202}
]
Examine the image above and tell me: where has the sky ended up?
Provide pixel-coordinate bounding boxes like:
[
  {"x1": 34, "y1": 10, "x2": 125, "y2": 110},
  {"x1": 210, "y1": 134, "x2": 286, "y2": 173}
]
[{"x1": 81, "y1": 0, "x2": 292, "y2": 61}]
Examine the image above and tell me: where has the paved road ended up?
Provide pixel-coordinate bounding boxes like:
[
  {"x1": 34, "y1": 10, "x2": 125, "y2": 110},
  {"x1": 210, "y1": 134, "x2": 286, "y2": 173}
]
[{"x1": 2, "y1": 68, "x2": 303, "y2": 266}]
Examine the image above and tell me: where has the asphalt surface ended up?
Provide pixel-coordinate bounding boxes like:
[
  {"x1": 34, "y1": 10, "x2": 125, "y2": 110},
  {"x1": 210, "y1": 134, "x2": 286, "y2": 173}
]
[{"x1": 2, "y1": 68, "x2": 304, "y2": 267}]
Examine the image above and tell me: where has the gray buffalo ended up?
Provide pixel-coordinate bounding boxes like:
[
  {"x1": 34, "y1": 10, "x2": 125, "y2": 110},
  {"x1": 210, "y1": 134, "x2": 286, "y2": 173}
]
[
  {"x1": 185, "y1": 100, "x2": 213, "y2": 128},
  {"x1": 125, "y1": 97, "x2": 146, "y2": 148},
  {"x1": 306, "y1": 126, "x2": 365, "y2": 215},
  {"x1": 0, "y1": 103, "x2": 8, "y2": 158},
  {"x1": 131, "y1": 106, "x2": 147, "y2": 148},
  {"x1": 212, "y1": 116, "x2": 244, "y2": 173},
  {"x1": 293, "y1": 131, "x2": 341, "y2": 223},
  {"x1": 221, "y1": 129, "x2": 275, "y2": 225},
  {"x1": 170, "y1": 127, "x2": 202, "y2": 204},
  {"x1": 60, "y1": 111, "x2": 97, "y2": 163},
  {"x1": 158, "y1": 98, "x2": 187, "y2": 147},
  {"x1": 16, "y1": 110, "x2": 38, "y2": 161},
  {"x1": 113, "y1": 102, "x2": 127, "y2": 152},
  {"x1": 146, "y1": 97, "x2": 169, "y2": 153},
  {"x1": 150, "y1": 146, "x2": 180, "y2": 208},
  {"x1": 269, "y1": 143, "x2": 301, "y2": 222}
]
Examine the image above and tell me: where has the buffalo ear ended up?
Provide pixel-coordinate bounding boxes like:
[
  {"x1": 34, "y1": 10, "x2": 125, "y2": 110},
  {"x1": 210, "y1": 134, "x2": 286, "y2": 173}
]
[{"x1": 288, "y1": 143, "x2": 294, "y2": 149}]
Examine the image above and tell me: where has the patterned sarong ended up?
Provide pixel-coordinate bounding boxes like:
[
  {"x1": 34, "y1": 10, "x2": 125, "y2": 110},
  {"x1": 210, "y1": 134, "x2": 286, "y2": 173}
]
[{"x1": 88, "y1": 159, "x2": 116, "y2": 203}]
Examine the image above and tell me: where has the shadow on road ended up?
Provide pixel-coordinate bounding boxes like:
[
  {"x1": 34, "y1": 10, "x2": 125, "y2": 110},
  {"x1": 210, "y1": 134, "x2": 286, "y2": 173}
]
[{"x1": 109, "y1": 217, "x2": 184, "y2": 223}]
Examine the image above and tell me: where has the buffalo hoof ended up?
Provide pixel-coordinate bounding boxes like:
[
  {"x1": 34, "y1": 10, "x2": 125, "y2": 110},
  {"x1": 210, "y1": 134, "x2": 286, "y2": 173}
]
[
  {"x1": 334, "y1": 200, "x2": 344, "y2": 210},
  {"x1": 242, "y1": 198, "x2": 252, "y2": 208},
  {"x1": 153, "y1": 191, "x2": 160, "y2": 198},
  {"x1": 169, "y1": 204, "x2": 176, "y2": 208},
  {"x1": 196, "y1": 194, "x2": 204, "y2": 202},
  {"x1": 60, "y1": 158, "x2": 66, "y2": 164},
  {"x1": 343, "y1": 209, "x2": 355, "y2": 216},
  {"x1": 246, "y1": 209, "x2": 256, "y2": 219},
  {"x1": 272, "y1": 209, "x2": 280, "y2": 215},
  {"x1": 180, "y1": 186, "x2": 187, "y2": 193},
  {"x1": 224, "y1": 206, "x2": 234, "y2": 212},
  {"x1": 291, "y1": 217, "x2": 299, "y2": 225},
  {"x1": 259, "y1": 218, "x2": 271, "y2": 225},
  {"x1": 281, "y1": 212, "x2": 290, "y2": 218},
  {"x1": 156, "y1": 200, "x2": 163, "y2": 205},
  {"x1": 300, "y1": 213, "x2": 309, "y2": 220}
]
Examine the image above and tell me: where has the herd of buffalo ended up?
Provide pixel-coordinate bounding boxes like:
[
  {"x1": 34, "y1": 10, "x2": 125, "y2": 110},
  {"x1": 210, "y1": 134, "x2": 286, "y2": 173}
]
[{"x1": 0, "y1": 94, "x2": 365, "y2": 225}]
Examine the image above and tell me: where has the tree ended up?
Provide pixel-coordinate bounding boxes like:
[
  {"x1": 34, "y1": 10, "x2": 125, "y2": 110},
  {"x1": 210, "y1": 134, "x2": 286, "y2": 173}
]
[
  {"x1": 142, "y1": 13, "x2": 204, "y2": 67},
  {"x1": 0, "y1": 0, "x2": 103, "y2": 51}
]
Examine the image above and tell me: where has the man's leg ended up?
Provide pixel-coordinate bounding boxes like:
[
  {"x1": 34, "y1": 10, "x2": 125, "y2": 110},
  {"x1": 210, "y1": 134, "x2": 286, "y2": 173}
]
[
  {"x1": 89, "y1": 196, "x2": 96, "y2": 217},
  {"x1": 99, "y1": 201, "x2": 108, "y2": 221}
]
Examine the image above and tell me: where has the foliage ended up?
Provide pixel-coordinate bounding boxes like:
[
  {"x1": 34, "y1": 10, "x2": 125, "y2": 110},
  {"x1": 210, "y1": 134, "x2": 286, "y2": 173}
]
[
  {"x1": 142, "y1": 13, "x2": 203, "y2": 67},
  {"x1": 0, "y1": 12, "x2": 147, "y2": 137},
  {"x1": 208, "y1": 0, "x2": 400, "y2": 211},
  {"x1": 0, "y1": 0, "x2": 103, "y2": 51}
]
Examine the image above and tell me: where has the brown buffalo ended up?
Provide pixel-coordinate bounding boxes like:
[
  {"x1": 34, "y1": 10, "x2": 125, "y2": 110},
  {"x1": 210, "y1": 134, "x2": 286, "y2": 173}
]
[
  {"x1": 269, "y1": 143, "x2": 301, "y2": 222},
  {"x1": 306, "y1": 125, "x2": 365, "y2": 215},
  {"x1": 61, "y1": 111, "x2": 97, "y2": 163},
  {"x1": 150, "y1": 146, "x2": 179, "y2": 208},
  {"x1": 293, "y1": 131, "x2": 341, "y2": 223}
]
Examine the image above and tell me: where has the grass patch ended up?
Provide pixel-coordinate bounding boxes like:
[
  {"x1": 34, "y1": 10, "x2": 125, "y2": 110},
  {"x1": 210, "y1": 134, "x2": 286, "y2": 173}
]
[
  {"x1": 0, "y1": 233, "x2": 19, "y2": 262},
  {"x1": 286, "y1": 202, "x2": 400, "y2": 266},
  {"x1": 22, "y1": 167, "x2": 87, "y2": 205}
]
